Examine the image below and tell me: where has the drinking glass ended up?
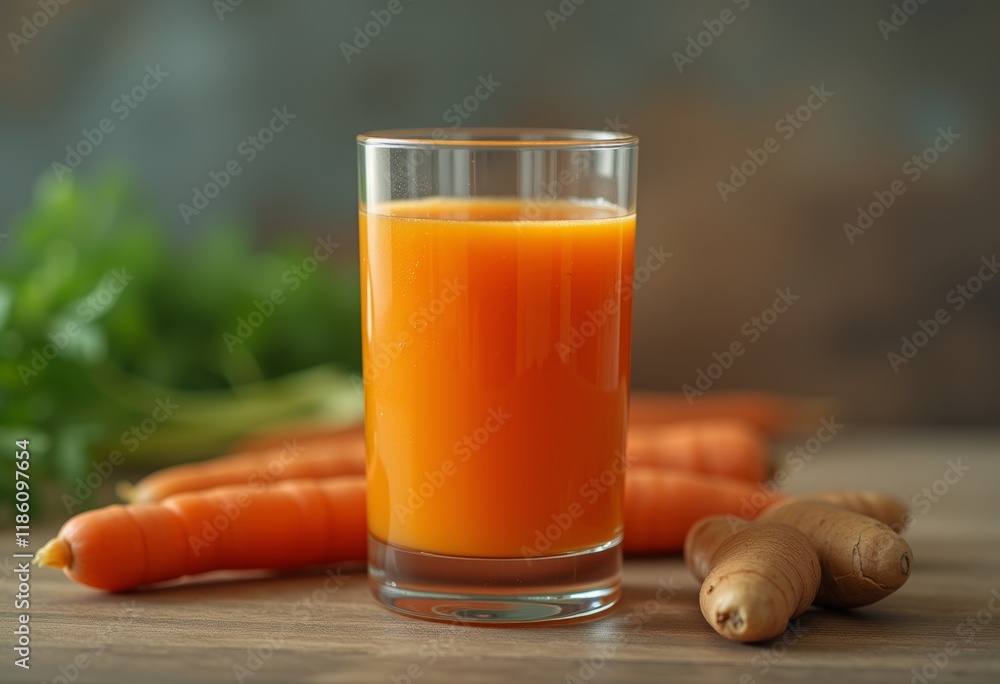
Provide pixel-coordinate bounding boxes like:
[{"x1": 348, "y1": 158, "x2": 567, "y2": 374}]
[{"x1": 358, "y1": 128, "x2": 638, "y2": 623}]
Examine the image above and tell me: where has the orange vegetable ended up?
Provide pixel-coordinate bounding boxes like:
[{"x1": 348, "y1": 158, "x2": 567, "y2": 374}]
[
  {"x1": 629, "y1": 391, "x2": 832, "y2": 437},
  {"x1": 120, "y1": 433, "x2": 366, "y2": 503},
  {"x1": 35, "y1": 477, "x2": 366, "y2": 591},
  {"x1": 627, "y1": 420, "x2": 769, "y2": 483},
  {"x1": 623, "y1": 468, "x2": 781, "y2": 554}
]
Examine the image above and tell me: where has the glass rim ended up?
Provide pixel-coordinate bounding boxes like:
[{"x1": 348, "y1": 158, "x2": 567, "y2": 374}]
[{"x1": 357, "y1": 127, "x2": 638, "y2": 150}]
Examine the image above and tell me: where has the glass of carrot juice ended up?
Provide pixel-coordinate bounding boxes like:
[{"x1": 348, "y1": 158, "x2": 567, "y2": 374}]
[{"x1": 358, "y1": 128, "x2": 637, "y2": 623}]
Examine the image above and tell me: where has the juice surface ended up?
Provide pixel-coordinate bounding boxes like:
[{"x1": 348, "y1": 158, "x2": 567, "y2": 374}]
[{"x1": 361, "y1": 197, "x2": 635, "y2": 558}]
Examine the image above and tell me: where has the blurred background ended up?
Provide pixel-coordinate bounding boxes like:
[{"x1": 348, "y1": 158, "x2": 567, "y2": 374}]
[{"x1": 2, "y1": 1, "x2": 998, "y2": 512}]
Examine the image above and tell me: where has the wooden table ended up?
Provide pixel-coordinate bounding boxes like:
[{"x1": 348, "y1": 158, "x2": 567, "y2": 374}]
[{"x1": 3, "y1": 429, "x2": 999, "y2": 683}]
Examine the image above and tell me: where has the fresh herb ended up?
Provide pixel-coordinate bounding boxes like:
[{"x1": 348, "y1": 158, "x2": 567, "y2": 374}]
[{"x1": 0, "y1": 172, "x2": 363, "y2": 517}]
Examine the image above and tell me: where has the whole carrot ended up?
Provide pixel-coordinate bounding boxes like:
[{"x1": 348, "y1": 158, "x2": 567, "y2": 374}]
[
  {"x1": 121, "y1": 432, "x2": 366, "y2": 503},
  {"x1": 623, "y1": 468, "x2": 780, "y2": 554},
  {"x1": 627, "y1": 420, "x2": 769, "y2": 483},
  {"x1": 35, "y1": 477, "x2": 366, "y2": 591}
]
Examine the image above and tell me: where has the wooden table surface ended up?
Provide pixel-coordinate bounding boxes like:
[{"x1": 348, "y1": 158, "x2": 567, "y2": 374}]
[{"x1": 3, "y1": 428, "x2": 999, "y2": 683}]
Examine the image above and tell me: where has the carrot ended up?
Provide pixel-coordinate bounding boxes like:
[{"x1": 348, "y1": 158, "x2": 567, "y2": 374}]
[
  {"x1": 120, "y1": 432, "x2": 366, "y2": 503},
  {"x1": 627, "y1": 420, "x2": 770, "y2": 483},
  {"x1": 693, "y1": 520, "x2": 821, "y2": 642},
  {"x1": 623, "y1": 469, "x2": 781, "y2": 554},
  {"x1": 759, "y1": 500, "x2": 913, "y2": 609},
  {"x1": 629, "y1": 391, "x2": 833, "y2": 437},
  {"x1": 35, "y1": 477, "x2": 366, "y2": 591}
]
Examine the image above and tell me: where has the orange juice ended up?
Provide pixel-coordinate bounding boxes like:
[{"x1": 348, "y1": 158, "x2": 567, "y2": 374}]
[{"x1": 361, "y1": 198, "x2": 634, "y2": 558}]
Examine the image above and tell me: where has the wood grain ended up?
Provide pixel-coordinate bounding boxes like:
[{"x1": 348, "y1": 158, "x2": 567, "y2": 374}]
[{"x1": 2, "y1": 429, "x2": 999, "y2": 683}]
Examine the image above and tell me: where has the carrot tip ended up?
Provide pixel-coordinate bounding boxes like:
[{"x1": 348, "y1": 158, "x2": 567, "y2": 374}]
[
  {"x1": 115, "y1": 480, "x2": 139, "y2": 503},
  {"x1": 34, "y1": 537, "x2": 72, "y2": 570}
]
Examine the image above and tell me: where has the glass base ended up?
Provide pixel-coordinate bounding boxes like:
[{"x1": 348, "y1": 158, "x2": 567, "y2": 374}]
[{"x1": 367, "y1": 535, "x2": 622, "y2": 624}]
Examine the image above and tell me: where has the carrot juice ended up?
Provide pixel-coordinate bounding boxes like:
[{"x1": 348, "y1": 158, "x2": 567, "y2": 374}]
[{"x1": 361, "y1": 197, "x2": 635, "y2": 559}]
